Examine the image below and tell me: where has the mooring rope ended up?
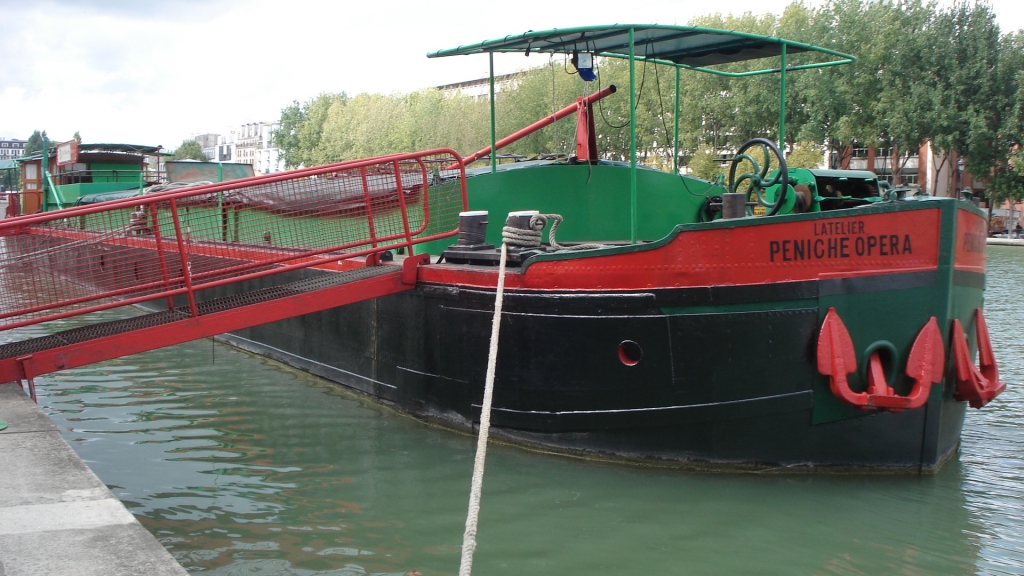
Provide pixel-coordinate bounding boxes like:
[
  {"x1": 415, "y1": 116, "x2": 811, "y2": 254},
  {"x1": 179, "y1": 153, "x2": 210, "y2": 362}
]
[
  {"x1": 458, "y1": 242, "x2": 508, "y2": 576},
  {"x1": 501, "y1": 213, "x2": 604, "y2": 251}
]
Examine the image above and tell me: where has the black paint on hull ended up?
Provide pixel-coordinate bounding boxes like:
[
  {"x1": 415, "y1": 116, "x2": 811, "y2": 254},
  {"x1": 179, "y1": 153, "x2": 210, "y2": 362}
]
[{"x1": 188, "y1": 268, "x2": 966, "y2": 472}]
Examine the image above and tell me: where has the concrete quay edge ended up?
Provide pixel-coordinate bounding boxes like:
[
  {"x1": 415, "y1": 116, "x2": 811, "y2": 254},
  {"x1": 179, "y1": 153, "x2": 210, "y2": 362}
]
[
  {"x1": 987, "y1": 237, "x2": 1024, "y2": 246},
  {"x1": 0, "y1": 383, "x2": 188, "y2": 576}
]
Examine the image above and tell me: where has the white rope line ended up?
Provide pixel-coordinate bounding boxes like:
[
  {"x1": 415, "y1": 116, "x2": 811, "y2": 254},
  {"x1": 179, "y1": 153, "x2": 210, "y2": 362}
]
[
  {"x1": 458, "y1": 242, "x2": 508, "y2": 576},
  {"x1": 501, "y1": 213, "x2": 604, "y2": 251}
]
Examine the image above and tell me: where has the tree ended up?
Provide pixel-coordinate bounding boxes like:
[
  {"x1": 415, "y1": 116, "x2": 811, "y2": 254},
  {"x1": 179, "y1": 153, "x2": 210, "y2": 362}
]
[
  {"x1": 984, "y1": 31, "x2": 1024, "y2": 221},
  {"x1": 924, "y1": 2, "x2": 1004, "y2": 193},
  {"x1": 274, "y1": 93, "x2": 348, "y2": 168},
  {"x1": 24, "y1": 130, "x2": 47, "y2": 156},
  {"x1": 73, "y1": 131, "x2": 82, "y2": 144},
  {"x1": 171, "y1": 139, "x2": 207, "y2": 161},
  {"x1": 787, "y1": 142, "x2": 825, "y2": 169},
  {"x1": 269, "y1": 0, "x2": 1024, "y2": 190},
  {"x1": 686, "y1": 146, "x2": 726, "y2": 182}
]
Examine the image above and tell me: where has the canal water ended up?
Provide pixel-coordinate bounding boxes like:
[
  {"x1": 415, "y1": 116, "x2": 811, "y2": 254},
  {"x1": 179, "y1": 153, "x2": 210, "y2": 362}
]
[{"x1": 5, "y1": 246, "x2": 1022, "y2": 575}]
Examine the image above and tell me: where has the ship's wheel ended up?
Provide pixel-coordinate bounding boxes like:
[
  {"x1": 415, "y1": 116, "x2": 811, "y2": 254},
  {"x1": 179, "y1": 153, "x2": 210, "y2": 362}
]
[{"x1": 727, "y1": 138, "x2": 789, "y2": 216}]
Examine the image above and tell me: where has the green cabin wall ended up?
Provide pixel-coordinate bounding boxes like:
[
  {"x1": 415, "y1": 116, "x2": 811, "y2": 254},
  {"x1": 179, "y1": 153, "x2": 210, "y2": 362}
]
[
  {"x1": 419, "y1": 163, "x2": 718, "y2": 255},
  {"x1": 48, "y1": 162, "x2": 142, "y2": 207}
]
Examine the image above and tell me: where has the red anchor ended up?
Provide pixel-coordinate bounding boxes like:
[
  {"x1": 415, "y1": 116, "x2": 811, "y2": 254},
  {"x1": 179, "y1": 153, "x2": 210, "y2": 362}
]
[
  {"x1": 817, "y1": 308, "x2": 944, "y2": 412},
  {"x1": 951, "y1": 309, "x2": 1006, "y2": 408}
]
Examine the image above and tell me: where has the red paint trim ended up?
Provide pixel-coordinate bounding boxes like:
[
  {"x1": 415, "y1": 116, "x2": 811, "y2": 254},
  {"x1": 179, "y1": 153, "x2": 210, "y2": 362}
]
[
  {"x1": 0, "y1": 270, "x2": 409, "y2": 384},
  {"x1": 420, "y1": 209, "x2": 942, "y2": 291},
  {"x1": 954, "y1": 208, "x2": 987, "y2": 273}
]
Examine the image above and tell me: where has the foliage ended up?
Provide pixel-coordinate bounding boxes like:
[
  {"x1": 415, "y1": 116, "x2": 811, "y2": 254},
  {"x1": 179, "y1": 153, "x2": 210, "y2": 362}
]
[
  {"x1": 984, "y1": 31, "x2": 1024, "y2": 206},
  {"x1": 73, "y1": 131, "x2": 82, "y2": 144},
  {"x1": 272, "y1": 0, "x2": 1024, "y2": 202},
  {"x1": 274, "y1": 93, "x2": 347, "y2": 169},
  {"x1": 787, "y1": 142, "x2": 825, "y2": 169},
  {"x1": 686, "y1": 147, "x2": 726, "y2": 182},
  {"x1": 171, "y1": 139, "x2": 207, "y2": 162},
  {"x1": 24, "y1": 130, "x2": 46, "y2": 156}
]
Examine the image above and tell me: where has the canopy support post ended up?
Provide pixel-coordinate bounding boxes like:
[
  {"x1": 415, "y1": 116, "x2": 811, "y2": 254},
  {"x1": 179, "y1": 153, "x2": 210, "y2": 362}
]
[
  {"x1": 779, "y1": 43, "x2": 787, "y2": 154},
  {"x1": 629, "y1": 27, "x2": 637, "y2": 245},
  {"x1": 489, "y1": 52, "x2": 497, "y2": 174},
  {"x1": 673, "y1": 66, "x2": 680, "y2": 174}
]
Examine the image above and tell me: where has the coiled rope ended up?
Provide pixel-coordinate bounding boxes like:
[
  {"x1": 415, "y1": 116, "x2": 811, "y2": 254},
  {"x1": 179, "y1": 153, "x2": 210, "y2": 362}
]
[
  {"x1": 458, "y1": 242, "x2": 508, "y2": 576},
  {"x1": 502, "y1": 213, "x2": 605, "y2": 251}
]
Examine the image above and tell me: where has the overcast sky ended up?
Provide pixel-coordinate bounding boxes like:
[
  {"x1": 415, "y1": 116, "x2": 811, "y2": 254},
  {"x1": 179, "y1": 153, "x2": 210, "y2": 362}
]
[{"x1": 2, "y1": 0, "x2": 1023, "y2": 150}]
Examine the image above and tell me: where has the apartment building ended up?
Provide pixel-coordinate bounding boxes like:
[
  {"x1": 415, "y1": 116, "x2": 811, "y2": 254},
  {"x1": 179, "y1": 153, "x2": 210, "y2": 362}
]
[
  {"x1": 232, "y1": 122, "x2": 283, "y2": 174},
  {"x1": 0, "y1": 138, "x2": 27, "y2": 160},
  {"x1": 834, "y1": 142, "x2": 984, "y2": 198}
]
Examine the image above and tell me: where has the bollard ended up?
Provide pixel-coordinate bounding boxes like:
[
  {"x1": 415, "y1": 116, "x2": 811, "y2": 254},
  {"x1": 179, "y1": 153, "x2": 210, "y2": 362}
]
[{"x1": 721, "y1": 193, "x2": 748, "y2": 219}]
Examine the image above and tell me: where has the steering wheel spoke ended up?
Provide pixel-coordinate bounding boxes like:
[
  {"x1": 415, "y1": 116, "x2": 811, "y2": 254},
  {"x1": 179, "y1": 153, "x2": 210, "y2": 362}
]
[{"x1": 727, "y1": 138, "x2": 789, "y2": 216}]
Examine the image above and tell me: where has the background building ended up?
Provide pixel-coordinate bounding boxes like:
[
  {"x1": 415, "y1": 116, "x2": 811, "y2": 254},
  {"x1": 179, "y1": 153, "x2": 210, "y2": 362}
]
[
  {"x1": 834, "y1": 142, "x2": 985, "y2": 198},
  {"x1": 194, "y1": 133, "x2": 221, "y2": 161},
  {"x1": 189, "y1": 123, "x2": 284, "y2": 174},
  {"x1": 231, "y1": 122, "x2": 283, "y2": 174},
  {"x1": 0, "y1": 138, "x2": 27, "y2": 160},
  {"x1": 436, "y1": 72, "x2": 519, "y2": 99}
]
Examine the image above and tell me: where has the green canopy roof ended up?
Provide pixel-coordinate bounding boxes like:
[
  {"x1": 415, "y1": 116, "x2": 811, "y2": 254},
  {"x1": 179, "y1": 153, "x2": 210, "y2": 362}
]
[
  {"x1": 428, "y1": 24, "x2": 853, "y2": 68},
  {"x1": 79, "y1": 143, "x2": 162, "y2": 154}
]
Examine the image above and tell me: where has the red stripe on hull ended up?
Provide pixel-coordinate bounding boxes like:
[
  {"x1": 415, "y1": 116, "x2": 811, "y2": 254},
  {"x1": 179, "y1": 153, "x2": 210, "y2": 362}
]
[
  {"x1": 954, "y1": 208, "x2": 987, "y2": 273},
  {"x1": 421, "y1": 208, "x2": 941, "y2": 290}
]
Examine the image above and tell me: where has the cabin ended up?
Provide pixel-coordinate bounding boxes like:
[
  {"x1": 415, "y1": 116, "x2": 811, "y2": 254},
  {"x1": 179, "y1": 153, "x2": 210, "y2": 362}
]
[{"x1": 15, "y1": 143, "x2": 163, "y2": 213}]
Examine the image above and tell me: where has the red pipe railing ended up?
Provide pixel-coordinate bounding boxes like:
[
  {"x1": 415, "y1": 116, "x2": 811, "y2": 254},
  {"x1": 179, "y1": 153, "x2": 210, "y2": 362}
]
[
  {"x1": 460, "y1": 85, "x2": 617, "y2": 166},
  {"x1": 0, "y1": 149, "x2": 467, "y2": 332}
]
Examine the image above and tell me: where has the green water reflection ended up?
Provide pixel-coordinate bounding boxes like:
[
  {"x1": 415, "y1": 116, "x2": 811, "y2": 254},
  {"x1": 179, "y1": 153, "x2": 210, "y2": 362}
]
[{"x1": 14, "y1": 246, "x2": 1024, "y2": 575}]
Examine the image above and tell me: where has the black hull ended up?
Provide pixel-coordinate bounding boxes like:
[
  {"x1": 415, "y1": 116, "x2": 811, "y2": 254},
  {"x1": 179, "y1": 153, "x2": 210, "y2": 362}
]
[{"x1": 188, "y1": 268, "x2": 966, "y2": 472}]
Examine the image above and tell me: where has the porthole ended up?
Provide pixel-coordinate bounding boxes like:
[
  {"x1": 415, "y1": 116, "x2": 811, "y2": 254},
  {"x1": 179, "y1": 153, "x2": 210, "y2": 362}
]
[{"x1": 618, "y1": 340, "x2": 642, "y2": 366}]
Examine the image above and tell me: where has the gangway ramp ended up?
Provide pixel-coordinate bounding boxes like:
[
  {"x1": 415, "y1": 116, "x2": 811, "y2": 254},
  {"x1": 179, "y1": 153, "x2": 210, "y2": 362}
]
[{"x1": 0, "y1": 149, "x2": 466, "y2": 389}]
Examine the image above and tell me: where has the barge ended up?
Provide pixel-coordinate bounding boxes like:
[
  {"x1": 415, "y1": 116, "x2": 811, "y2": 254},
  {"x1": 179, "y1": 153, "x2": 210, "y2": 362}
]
[{"x1": 0, "y1": 25, "x2": 1006, "y2": 471}]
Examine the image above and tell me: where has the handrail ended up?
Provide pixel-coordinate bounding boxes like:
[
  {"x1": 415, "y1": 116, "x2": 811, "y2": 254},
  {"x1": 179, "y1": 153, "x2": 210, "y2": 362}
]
[
  {"x1": 51, "y1": 168, "x2": 156, "y2": 186},
  {"x1": 0, "y1": 148, "x2": 468, "y2": 332},
  {"x1": 459, "y1": 85, "x2": 617, "y2": 167}
]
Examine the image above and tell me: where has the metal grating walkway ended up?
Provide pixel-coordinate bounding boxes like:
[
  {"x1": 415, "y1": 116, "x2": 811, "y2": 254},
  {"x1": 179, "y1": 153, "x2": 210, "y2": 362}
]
[{"x1": 0, "y1": 264, "x2": 403, "y2": 366}]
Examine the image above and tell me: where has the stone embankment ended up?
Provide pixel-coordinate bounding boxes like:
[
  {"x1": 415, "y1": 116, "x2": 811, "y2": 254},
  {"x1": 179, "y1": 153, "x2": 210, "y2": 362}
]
[
  {"x1": 0, "y1": 384, "x2": 187, "y2": 576},
  {"x1": 987, "y1": 237, "x2": 1024, "y2": 247}
]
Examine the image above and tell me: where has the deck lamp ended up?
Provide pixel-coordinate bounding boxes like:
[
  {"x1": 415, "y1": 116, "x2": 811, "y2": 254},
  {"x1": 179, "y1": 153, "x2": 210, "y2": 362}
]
[{"x1": 571, "y1": 51, "x2": 596, "y2": 81}]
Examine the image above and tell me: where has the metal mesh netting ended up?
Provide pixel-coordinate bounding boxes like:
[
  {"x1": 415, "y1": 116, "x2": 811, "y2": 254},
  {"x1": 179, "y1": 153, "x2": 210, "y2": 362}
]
[{"x1": 0, "y1": 149, "x2": 466, "y2": 331}]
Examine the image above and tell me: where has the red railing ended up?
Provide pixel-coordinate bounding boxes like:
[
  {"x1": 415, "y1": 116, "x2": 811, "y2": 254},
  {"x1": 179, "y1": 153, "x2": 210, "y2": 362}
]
[
  {"x1": 459, "y1": 85, "x2": 616, "y2": 166},
  {"x1": 0, "y1": 149, "x2": 467, "y2": 331}
]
